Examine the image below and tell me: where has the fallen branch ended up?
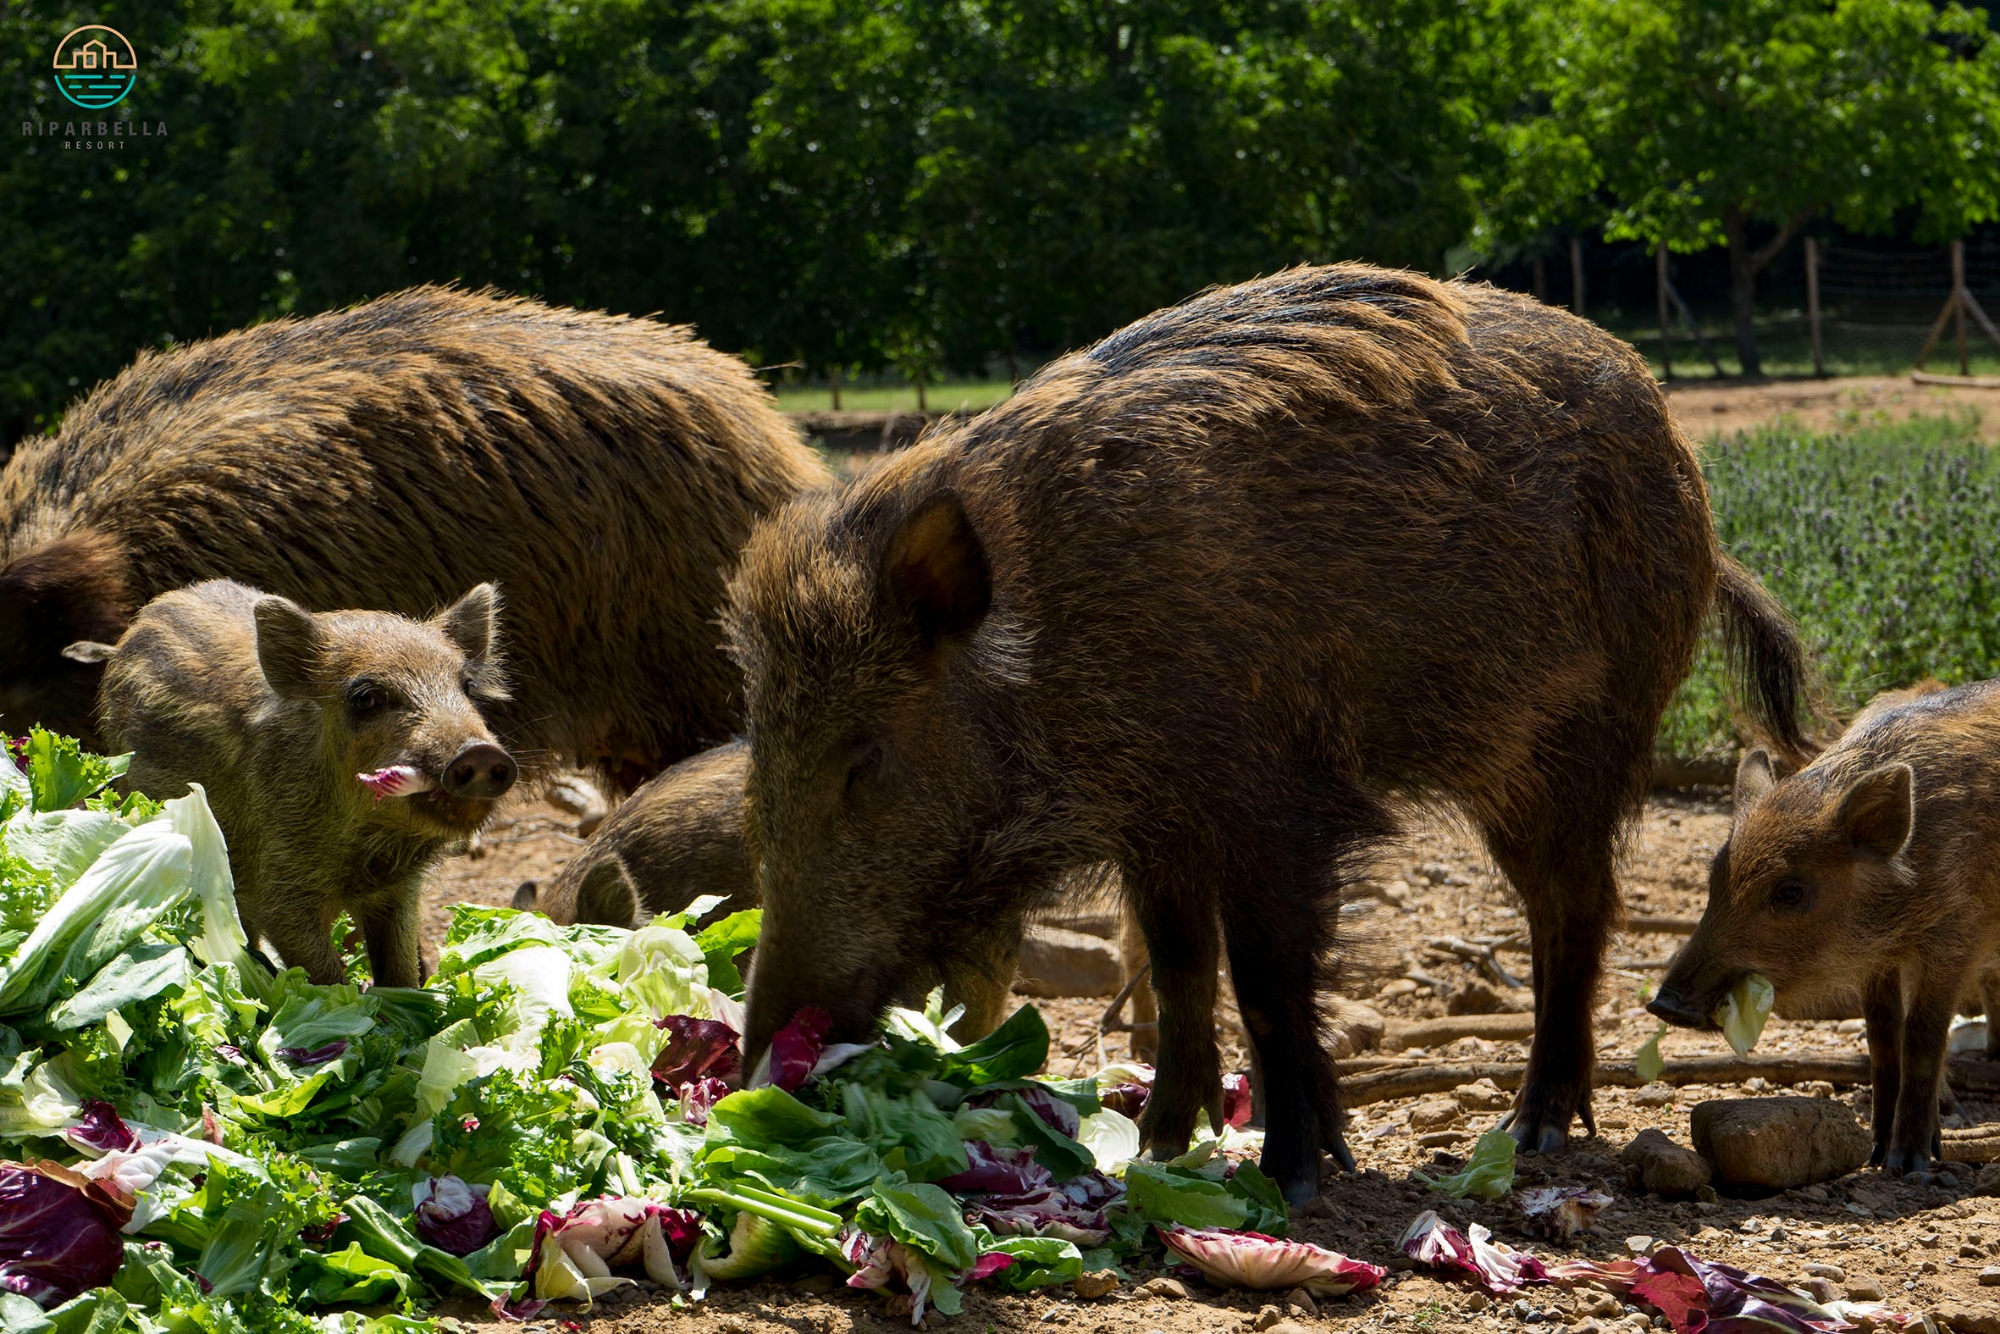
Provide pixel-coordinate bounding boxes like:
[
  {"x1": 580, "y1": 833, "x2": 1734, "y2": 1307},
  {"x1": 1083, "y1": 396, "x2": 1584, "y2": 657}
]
[
  {"x1": 1424, "y1": 936, "x2": 1527, "y2": 989},
  {"x1": 1381, "y1": 1013, "x2": 1536, "y2": 1052}
]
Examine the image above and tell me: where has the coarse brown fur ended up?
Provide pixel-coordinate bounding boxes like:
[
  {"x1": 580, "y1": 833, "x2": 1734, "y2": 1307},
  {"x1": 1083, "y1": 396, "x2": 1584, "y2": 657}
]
[
  {"x1": 0, "y1": 286, "x2": 830, "y2": 786},
  {"x1": 1653, "y1": 677, "x2": 2000, "y2": 1176},
  {"x1": 725, "y1": 263, "x2": 1813, "y2": 1203},
  {"x1": 99, "y1": 579, "x2": 517, "y2": 987},
  {"x1": 533, "y1": 740, "x2": 757, "y2": 929}
]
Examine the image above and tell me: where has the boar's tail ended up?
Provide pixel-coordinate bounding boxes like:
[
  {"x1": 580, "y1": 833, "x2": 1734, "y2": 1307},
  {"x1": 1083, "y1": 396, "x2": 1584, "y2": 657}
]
[{"x1": 1713, "y1": 553, "x2": 1818, "y2": 765}]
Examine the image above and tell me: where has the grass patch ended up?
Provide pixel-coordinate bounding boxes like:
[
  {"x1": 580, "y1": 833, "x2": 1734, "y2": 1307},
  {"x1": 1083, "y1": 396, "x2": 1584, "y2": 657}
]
[
  {"x1": 774, "y1": 379, "x2": 1019, "y2": 414},
  {"x1": 1659, "y1": 410, "x2": 2000, "y2": 757}
]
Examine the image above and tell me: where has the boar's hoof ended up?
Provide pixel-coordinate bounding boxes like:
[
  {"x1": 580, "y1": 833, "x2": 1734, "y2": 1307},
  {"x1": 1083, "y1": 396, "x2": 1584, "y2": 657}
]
[
  {"x1": 444, "y1": 743, "x2": 518, "y2": 800},
  {"x1": 1501, "y1": 1105, "x2": 1574, "y2": 1156}
]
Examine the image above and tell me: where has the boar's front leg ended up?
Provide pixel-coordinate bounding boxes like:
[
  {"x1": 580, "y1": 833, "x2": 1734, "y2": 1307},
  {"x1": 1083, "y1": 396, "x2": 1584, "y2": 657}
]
[
  {"x1": 1127, "y1": 847, "x2": 1223, "y2": 1160},
  {"x1": 259, "y1": 881, "x2": 352, "y2": 987},
  {"x1": 1487, "y1": 823, "x2": 1616, "y2": 1154},
  {"x1": 1862, "y1": 971, "x2": 1904, "y2": 1168},
  {"x1": 1887, "y1": 969, "x2": 1961, "y2": 1176},
  {"x1": 938, "y1": 906, "x2": 1026, "y2": 1042},
  {"x1": 356, "y1": 883, "x2": 426, "y2": 989}
]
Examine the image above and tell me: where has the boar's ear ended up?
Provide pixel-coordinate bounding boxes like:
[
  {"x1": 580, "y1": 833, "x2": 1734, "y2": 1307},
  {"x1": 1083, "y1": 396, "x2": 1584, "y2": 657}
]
[
  {"x1": 253, "y1": 595, "x2": 326, "y2": 699},
  {"x1": 1838, "y1": 762, "x2": 1915, "y2": 861},
  {"x1": 881, "y1": 492, "x2": 991, "y2": 646},
  {"x1": 1733, "y1": 748, "x2": 1776, "y2": 819},
  {"x1": 437, "y1": 583, "x2": 498, "y2": 662},
  {"x1": 61, "y1": 641, "x2": 118, "y2": 664}
]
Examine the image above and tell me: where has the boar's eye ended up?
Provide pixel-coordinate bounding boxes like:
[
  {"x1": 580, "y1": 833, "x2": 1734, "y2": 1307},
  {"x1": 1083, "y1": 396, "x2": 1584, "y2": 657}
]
[
  {"x1": 1769, "y1": 879, "x2": 1814, "y2": 912},
  {"x1": 844, "y1": 740, "x2": 884, "y2": 795},
  {"x1": 345, "y1": 680, "x2": 393, "y2": 718}
]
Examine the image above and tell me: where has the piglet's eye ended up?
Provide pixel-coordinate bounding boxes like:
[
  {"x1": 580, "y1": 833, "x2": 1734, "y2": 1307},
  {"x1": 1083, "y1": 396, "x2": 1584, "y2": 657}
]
[
  {"x1": 1769, "y1": 880, "x2": 1813, "y2": 912},
  {"x1": 346, "y1": 681, "x2": 390, "y2": 717}
]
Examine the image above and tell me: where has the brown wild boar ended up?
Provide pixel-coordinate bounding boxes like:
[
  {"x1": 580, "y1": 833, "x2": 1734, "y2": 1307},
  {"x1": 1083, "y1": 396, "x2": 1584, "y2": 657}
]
[
  {"x1": 1651, "y1": 678, "x2": 2000, "y2": 1175},
  {"x1": 526, "y1": 740, "x2": 756, "y2": 928},
  {"x1": 95, "y1": 579, "x2": 516, "y2": 987},
  {"x1": 725, "y1": 263, "x2": 1811, "y2": 1203},
  {"x1": 0, "y1": 286, "x2": 828, "y2": 788}
]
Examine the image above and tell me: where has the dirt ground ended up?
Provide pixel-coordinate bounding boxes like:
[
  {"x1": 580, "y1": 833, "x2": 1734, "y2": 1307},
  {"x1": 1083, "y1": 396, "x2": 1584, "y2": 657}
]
[
  {"x1": 1661, "y1": 373, "x2": 2000, "y2": 441},
  {"x1": 421, "y1": 786, "x2": 2000, "y2": 1334}
]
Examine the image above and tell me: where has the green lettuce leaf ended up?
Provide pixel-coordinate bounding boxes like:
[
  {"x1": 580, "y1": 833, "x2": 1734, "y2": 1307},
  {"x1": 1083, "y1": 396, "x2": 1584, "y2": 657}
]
[{"x1": 856, "y1": 1181, "x2": 981, "y2": 1271}]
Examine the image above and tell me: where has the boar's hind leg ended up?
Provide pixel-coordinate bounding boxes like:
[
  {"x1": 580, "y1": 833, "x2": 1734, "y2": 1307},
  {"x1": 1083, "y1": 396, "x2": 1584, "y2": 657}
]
[
  {"x1": 1222, "y1": 874, "x2": 1348, "y2": 1205},
  {"x1": 1486, "y1": 817, "x2": 1619, "y2": 1155},
  {"x1": 1127, "y1": 849, "x2": 1224, "y2": 1161}
]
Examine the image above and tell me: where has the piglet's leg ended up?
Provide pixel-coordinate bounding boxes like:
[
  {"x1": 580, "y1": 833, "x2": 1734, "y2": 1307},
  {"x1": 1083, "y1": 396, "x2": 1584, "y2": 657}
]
[
  {"x1": 1862, "y1": 971, "x2": 1903, "y2": 1168},
  {"x1": 1887, "y1": 971, "x2": 1960, "y2": 1177},
  {"x1": 262, "y1": 890, "x2": 353, "y2": 987},
  {"x1": 358, "y1": 885, "x2": 426, "y2": 989}
]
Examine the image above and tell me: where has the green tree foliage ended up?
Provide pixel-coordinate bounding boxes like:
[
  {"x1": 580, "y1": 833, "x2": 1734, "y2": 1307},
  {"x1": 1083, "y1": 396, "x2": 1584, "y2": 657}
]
[{"x1": 1490, "y1": 0, "x2": 2000, "y2": 374}]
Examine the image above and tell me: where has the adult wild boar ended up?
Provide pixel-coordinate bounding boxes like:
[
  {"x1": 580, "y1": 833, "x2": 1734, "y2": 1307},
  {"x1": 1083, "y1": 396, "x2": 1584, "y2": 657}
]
[
  {"x1": 98, "y1": 579, "x2": 516, "y2": 987},
  {"x1": 726, "y1": 264, "x2": 1811, "y2": 1202},
  {"x1": 0, "y1": 287, "x2": 828, "y2": 786},
  {"x1": 1651, "y1": 679, "x2": 2000, "y2": 1175}
]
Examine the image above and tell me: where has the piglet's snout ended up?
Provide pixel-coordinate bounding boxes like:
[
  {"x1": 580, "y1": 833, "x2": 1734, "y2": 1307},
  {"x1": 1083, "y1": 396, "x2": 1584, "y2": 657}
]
[{"x1": 442, "y1": 743, "x2": 517, "y2": 800}]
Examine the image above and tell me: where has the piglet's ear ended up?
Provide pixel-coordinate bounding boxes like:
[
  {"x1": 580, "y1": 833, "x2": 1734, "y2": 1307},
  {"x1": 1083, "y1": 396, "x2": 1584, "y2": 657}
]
[
  {"x1": 437, "y1": 583, "x2": 499, "y2": 662},
  {"x1": 1732, "y1": 748, "x2": 1775, "y2": 821},
  {"x1": 881, "y1": 492, "x2": 991, "y2": 646},
  {"x1": 253, "y1": 595, "x2": 325, "y2": 699},
  {"x1": 1838, "y1": 762, "x2": 1914, "y2": 861}
]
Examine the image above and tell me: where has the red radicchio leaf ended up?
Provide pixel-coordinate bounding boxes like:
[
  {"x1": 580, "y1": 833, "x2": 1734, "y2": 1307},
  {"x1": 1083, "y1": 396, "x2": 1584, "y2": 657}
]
[
  {"x1": 1632, "y1": 1268, "x2": 1709, "y2": 1334},
  {"x1": 414, "y1": 1176, "x2": 501, "y2": 1256},
  {"x1": 1098, "y1": 1081, "x2": 1150, "y2": 1118},
  {"x1": 676, "y1": 1077, "x2": 732, "y2": 1126},
  {"x1": 935, "y1": 1142, "x2": 1049, "y2": 1195},
  {"x1": 967, "y1": 1252, "x2": 1014, "y2": 1281},
  {"x1": 1158, "y1": 1225, "x2": 1385, "y2": 1296},
  {"x1": 276, "y1": 1040, "x2": 350, "y2": 1067},
  {"x1": 652, "y1": 1015, "x2": 741, "y2": 1087},
  {"x1": 770, "y1": 1008, "x2": 831, "y2": 1092},
  {"x1": 69, "y1": 1100, "x2": 139, "y2": 1154},
  {"x1": 1221, "y1": 1073, "x2": 1253, "y2": 1128},
  {"x1": 0, "y1": 1160, "x2": 133, "y2": 1307}
]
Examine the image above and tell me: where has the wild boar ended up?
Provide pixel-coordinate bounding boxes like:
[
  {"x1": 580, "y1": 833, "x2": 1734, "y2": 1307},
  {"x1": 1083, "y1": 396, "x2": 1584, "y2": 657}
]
[
  {"x1": 0, "y1": 286, "x2": 829, "y2": 789},
  {"x1": 1651, "y1": 679, "x2": 2000, "y2": 1175},
  {"x1": 528, "y1": 740, "x2": 756, "y2": 929},
  {"x1": 725, "y1": 263, "x2": 1812, "y2": 1203},
  {"x1": 96, "y1": 579, "x2": 515, "y2": 987}
]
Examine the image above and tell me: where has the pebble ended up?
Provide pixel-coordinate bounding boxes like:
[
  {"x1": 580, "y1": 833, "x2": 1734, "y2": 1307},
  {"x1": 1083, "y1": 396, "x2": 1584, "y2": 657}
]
[
  {"x1": 1922, "y1": 1262, "x2": 1942, "y2": 1276},
  {"x1": 1466, "y1": 1292, "x2": 1492, "y2": 1312},
  {"x1": 1625, "y1": 1236, "x2": 1656, "y2": 1256},
  {"x1": 1848, "y1": 1277, "x2": 1887, "y2": 1299},
  {"x1": 1409, "y1": 1097, "x2": 1463, "y2": 1131},
  {"x1": 1141, "y1": 1277, "x2": 1188, "y2": 1300},
  {"x1": 1265, "y1": 1324, "x2": 1313, "y2": 1334},
  {"x1": 1071, "y1": 1271, "x2": 1119, "y2": 1300},
  {"x1": 1285, "y1": 1288, "x2": 1317, "y2": 1318},
  {"x1": 1965, "y1": 1244, "x2": 1988, "y2": 1260},
  {"x1": 1621, "y1": 1128, "x2": 1713, "y2": 1198},
  {"x1": 1253, "y1": 1306, "x2": 1285, "y2": 1331},
  {"x1": 1633, "y1": 1085, "x2": 1676, "y2": 1108},
  {"x1": 1570, "y1": 1321, "x2": 1605, "y2": 1334},
  {"x1": 1979, "y1": 1164, "x2": 2000, "y2": 1197},
  {"x1": 1984, "y1": 1268, "x2": 2000, "y2": 1288},
  {"x1": 1922, "y1": 1234, "x2": 1945, "y2": 1248},
  {"x1": 1804, "y1": 1262, "x2": 1846, "y2": 1280},
  {"x1": 1931, "y1": 1304, "x2": 2000, "y2": 1334},
  {"x1": 1419, "y1": 1129, "x2": 1471, "y2": 1148},
  {"x1": 1799, "y1": 1278, "x2": 1837, "y2": 1303}
]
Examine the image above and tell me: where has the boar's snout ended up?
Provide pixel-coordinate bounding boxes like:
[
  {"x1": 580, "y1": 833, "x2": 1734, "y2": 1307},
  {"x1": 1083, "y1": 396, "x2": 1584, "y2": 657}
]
[
  {"x1": 1646, "y1": 984, "x2": 1711, "y2": 1030},
  {"x1": 442, "y1": 743, "x2": 516, "y2": 800}
]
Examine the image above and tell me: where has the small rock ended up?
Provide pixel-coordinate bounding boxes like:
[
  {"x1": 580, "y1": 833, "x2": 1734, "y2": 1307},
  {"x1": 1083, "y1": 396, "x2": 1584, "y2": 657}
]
[
  {"x1": 1419, "y1": 1129, "x2": 1471, "y2": 1148},
  {"x1": 1620, "y1": 1128, "x2": 1713, "y2": 1198},
  {"x1": 1923, "y1": 1234, "x2": 1945, "y2": 1248},
  {"x1": 1625, "y1": 1236, "x2": 1656, "y2": 1256},
  {"x1": 1285, "y1": 1288, "x2": 1317, "y2": 1318},
  {"x1": 1449, "y1": 979, "x2": 1516, "y2": 1016},
  {"x1": 1254, "y1": 1307, "x2": 1285, "y2": 1331},
  {"x1": 1571, "y1": 1321, "x2": 1605, "y2": 1334},
  {"x1": 1799, "y1": 1278, "x2": 1837, "y2": 1303},
  {"x1": 1466, "y1": 1292, "x2": 1493, "y2": 1312},
  {"x1": 1455, "y1": 1077, "x2": 1514, "y2": 1112},
  {"x1": 1378, "y1": 978, "x2": 1420, "y2": 999},
  {"x1": 1690, "y1": 1097, "x2": 1872, "y2": 1190},
  {"x1": 1633, "y1": 1085, "x2": 1676, "y2": 1108},
  {"x1": 1796, "y1": 1184, "x2": 1831, "y2": 1203},
  {"x1": 1848, "y1": 1278, "x2": 1886, "y2": 1300},
  {"x1": 1141, "y1": 1277, "x2": 1188, "y2": 1300},
  {"x1": 1410, "y1": 1097, "x2": 1463, "y2": 1131},
  {"x1": 1072, "y1": 1271, "x2": 1119, "y2": 1300},
  {"x1": 1977, "y1": 1164, "x2": 2000, "y2": 1197},
  {"x1": 1983, "y1": 1269, "x2": 2000, "y2": 1289},
  {"x1": 1587, "y1": 1294, "x2": 1623, "y2": 1318},
  {"x1": 1803, "y1": 1262, "x2": 1846, "y2": 1281},
  {"x1": 1924, "y1": 1262, "x2": 1943, "y2": 1276},
  {"x1": 1016, "y1": 926, "x2": 1123, "y2": 997},
  {"x1": 1967, "y1": 1244, "x2": 1989, "y2": 1261},
  {"x1": 1933, "y1": 1302, "x2": 2000, "y2": 1334},
  {"x1": 1266, "y1": 1324, "x2": 1313, "y2": 1334}
]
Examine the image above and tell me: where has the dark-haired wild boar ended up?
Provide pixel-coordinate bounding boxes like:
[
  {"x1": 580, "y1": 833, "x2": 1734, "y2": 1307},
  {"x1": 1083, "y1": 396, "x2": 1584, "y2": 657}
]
[
  {"x1": 528, "y1": 740, "x2": 755, "y2": 928},
  {"x1": 97, "y1": 579, "x2": 517, "y2": 987},
  {"x1": 1651, "y1": 679, "x2": 2000, "y2": 1175},
  {"x1": 725, "y1": 262, "x2": 1813, "y2": 1203},
  {"x1": 0, "y1": 286, "x2": 828, "y2": 788}
]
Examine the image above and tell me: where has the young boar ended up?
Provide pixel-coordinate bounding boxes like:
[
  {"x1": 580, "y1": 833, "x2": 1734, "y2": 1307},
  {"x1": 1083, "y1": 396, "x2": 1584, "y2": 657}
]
[
  {"x1": 96, "y1": 579, "x2": 516, "y2": 987},
  {"x1": 530, "y1": 740, "x2": 756, "y2": 929},
  {"x1": 1651, "y1": 679, "x2": 2000, "y2": 1175},
  {"x1": 0, "y1": 286, "x2": 828, "y2": 788},
  {"x1": 726, "y1": 263, "x2": 1811, "y2": 1203}
]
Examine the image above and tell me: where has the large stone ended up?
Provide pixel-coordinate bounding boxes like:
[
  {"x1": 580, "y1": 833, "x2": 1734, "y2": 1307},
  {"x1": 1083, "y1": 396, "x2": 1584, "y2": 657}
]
[
  {"x1": 1690, "y1": 1097, "x2": 1871, "y2": 1190},
  {"x1": 1322, "y1": 998, "x2": 1386, "y2": 1057},
  {"x1": 1934, "y1": 1303, "x2": 2000, "y2": 1334},
  {"x1": 1014, "y1": 925, "x2": 1123, "y2": 997},
  {"x1": 1619, "y1": 1128, "x2": 1713, "y2": 1198}
]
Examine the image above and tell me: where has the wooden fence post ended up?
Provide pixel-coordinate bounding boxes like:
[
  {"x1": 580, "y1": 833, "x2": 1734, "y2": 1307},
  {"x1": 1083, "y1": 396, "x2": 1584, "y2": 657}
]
[
  {"x1": 1570, "y1": 236, "x2": 1586, "y2": 318},
  {"x1": 1956, "y1": 238, "x2": 1970, "y2": 377},
  {"x1": 1805, "y1": 237, "x2": 1824, "y2": 379},
  {"x1": 1655, "y1": 244, "x2": 1674, "y2": 381}
]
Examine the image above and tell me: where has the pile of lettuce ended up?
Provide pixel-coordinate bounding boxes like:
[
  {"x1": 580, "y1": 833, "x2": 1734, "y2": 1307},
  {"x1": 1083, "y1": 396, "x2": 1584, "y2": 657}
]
[{"x1": 0, "y1": 731, "x2": 1375, "y2": 1334}]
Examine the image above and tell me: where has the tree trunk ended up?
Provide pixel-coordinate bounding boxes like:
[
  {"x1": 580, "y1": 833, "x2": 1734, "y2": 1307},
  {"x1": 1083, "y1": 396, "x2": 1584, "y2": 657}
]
[{"x1": 1722, "y1": 205, "x2": 1762, "y2": 377}]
